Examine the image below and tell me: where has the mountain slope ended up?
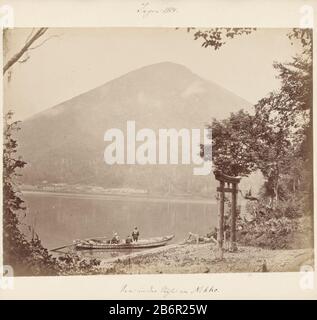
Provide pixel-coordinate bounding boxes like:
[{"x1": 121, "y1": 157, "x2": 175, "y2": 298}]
[{"x1": 18, "y1": 62, "x2": 253, "y2": 196}]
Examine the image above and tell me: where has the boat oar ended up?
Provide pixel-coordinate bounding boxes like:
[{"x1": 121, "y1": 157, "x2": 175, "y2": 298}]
[
  {"x1": 50, "y1": 243, "x2": 74, "y2": 252},
  {"x1": 50, "y1": 236, "x2": 107, "y2": 252}
]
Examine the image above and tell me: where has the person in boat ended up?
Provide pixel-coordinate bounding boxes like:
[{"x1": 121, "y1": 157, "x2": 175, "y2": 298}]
[
  {"x1": 132, "y1": 227, "x2": 140, "y2": 242},
  {"x1": 111, "y1": 232, "x2": 120, "y2": 244},
  {"x1": 125, "y1": 235, "x2": 133, "y2": 244}
]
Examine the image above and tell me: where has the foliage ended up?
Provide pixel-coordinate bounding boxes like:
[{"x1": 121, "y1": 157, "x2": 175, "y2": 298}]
[
  {"x1": 186, "y1": 27, "x2": 311, "y2": 55},
  {"x1": 253, "y1": 29, "x2": 312, "y2": 208},
  {"x1": 202, "y1": 110, "x2": 257, "y2": 176},
  {"x1": 287, "y1": 28, "x2": 312, "y2": 55},
  {"x1": 3, "y1": 111, "x2": 29, "y2": 272},
  {"x1": 185, "y1": 27, "x2": 255, "y2": 50},
  {"x1": 251, "y1": 93, "x2": 297, "y2": 206},
  {"x1": 200, "y1": 28, "x2": 313, "y2": 215},
  {"x1": 237, "y1": 215, "x2": 298, "y2": 249},
  {"x1": 55, "y1": 252, "x2": 100, "y2": 276},
  {"x1": 3, "y1": 111, "x2": 100, "y2": 276},
  {"x1": 196, "y1": 28, "x2": 313, "y2": 252},
  {"x1": 237, "y1": 214, "x2": 313, "y2": 250}
]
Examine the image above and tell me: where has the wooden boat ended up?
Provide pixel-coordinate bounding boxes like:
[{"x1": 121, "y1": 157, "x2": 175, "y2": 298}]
[{"x1": 74, "y1": 235, "x2": 174, "y2": 250}]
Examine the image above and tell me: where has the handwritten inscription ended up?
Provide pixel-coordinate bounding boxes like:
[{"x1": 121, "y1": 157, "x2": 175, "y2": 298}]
[
  {"x1": 120, "y1": 284, "x2": 219, "y2": 298},
  {"x1": 137, "y1": 2, "x2": 177, "y2": 18}
]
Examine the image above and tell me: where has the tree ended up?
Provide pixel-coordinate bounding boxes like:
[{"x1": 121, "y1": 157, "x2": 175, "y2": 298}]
[
  {"x1": 3, "y1": 28, "x2": 51, "y2": 274},
  {"x1": 201, "y1": 28, "x2": 312, "y2": 204},
  {"x1": 273, "y1": 30, "x2": 312, "y2": 161},
  {"x1": 3, "y1": 112, "x2": 27, "y2": 267},
  {"x1": 253, "y1": 28, "x2": 313, "y2": 209},
  {"x1": 194, "y1": 28, "x2": 313, "y2": 251},
  {"x1": 3, "y1": 28, "x2": 48, "y2": 75},
  {"x1": 202, "y1": 110, "x2": 257, "y2": 177},
  {"x1": 3, "y1": 111, "x2": 100, "y2": 275},
  {"x1": 3, "y1": 111, "x2": 61, "y2": 275},
  {"x1": 252, "y1": 93, "x2": 295, "y2": 207},
  {"x1": 2, "y1": 28, "x2": 100, "y2": 275},
  {"x1": 287, "y1": 28, "x2": 312, "y2": 56}
]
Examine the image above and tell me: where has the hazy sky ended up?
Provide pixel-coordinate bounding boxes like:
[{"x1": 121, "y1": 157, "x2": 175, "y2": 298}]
[{"x1": 4, "y1": 28, "x2": 302, "y2": 120}]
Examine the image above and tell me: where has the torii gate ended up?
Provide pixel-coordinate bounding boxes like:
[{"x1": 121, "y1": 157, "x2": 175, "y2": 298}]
[{"x1": 214, "y1": 170, "x2": 241, "y2": 257}]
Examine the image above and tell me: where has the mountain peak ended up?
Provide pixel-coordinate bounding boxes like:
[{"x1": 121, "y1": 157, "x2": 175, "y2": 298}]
[
  {"x1": 145, "y1": 61, "x2": 189, "y2": 69},
  {"x1": 122, "y1": 61, "x2": 196, "y2": 81}
]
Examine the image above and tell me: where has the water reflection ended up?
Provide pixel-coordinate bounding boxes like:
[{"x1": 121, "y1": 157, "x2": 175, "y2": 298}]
[{"x1": 23, "y1": 192, "x2": 218, "y2": 259}]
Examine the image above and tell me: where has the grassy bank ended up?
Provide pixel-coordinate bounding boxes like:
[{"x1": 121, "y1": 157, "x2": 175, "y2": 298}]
[{"x1": 99, "y1": 243, "x2": 313, "y2": 274}]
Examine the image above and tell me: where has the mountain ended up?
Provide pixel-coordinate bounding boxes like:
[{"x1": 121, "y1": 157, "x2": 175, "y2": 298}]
[{"x1": 17, "y1": 61, "x2": 256, "y2": 196}]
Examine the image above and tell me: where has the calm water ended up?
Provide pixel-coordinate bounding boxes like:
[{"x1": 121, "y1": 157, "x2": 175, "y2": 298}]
[{"x1": 22, "y1": 192, "x2": 218, "y2": 258}]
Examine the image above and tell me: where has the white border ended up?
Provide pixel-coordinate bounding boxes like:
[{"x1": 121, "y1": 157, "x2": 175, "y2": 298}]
[{"x1": 0, "y1": 0, "x2": 316, "y2": 299}]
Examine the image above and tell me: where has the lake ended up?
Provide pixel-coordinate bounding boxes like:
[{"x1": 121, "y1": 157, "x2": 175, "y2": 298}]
[{"x1": 22, "y1": 191, "x2": 218, "y2": 259}]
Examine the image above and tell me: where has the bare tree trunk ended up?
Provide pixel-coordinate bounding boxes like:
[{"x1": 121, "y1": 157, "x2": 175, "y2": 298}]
[{"x1": 3, "y1": 28, "x2": 48, "y2": 75}]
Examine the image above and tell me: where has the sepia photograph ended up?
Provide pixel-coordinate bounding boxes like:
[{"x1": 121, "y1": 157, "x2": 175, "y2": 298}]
[{"x1": 2, "y1": 26, "x2": 314, "y2": 279}]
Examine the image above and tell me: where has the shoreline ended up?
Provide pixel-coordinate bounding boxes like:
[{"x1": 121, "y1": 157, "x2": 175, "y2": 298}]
[
  {"x1": 21, "y1": 189, "x2": 217, "y2": 204},
  {"x1": 98, "y1": 243, "x2": 314, "y2": 274}
]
